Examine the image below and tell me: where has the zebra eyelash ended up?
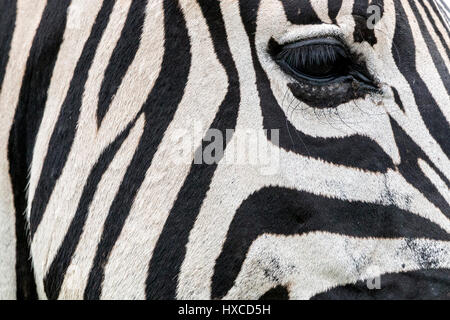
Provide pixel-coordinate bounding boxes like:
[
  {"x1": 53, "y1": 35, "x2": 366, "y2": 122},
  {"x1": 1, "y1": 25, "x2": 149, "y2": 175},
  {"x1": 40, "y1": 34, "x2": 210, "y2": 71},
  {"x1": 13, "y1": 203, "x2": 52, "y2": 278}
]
[{"x1": 275, "y1": 39, "x2": 348, "y2": 72}]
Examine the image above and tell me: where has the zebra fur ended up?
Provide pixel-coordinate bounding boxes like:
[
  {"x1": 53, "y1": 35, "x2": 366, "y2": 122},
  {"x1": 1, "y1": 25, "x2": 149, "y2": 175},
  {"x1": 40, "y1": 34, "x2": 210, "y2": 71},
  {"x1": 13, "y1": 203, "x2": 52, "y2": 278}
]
[{"x1": 0, "y1": 0, "x2": 449, "y2": 300}]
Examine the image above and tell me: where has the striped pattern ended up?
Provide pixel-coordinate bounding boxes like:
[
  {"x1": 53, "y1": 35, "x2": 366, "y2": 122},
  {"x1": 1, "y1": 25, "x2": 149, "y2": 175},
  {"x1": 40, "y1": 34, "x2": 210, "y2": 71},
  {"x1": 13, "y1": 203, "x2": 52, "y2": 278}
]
[
  {"x1": 435, "y1": 0, "x2": 450, "y2": 27},
  {"x1": 0, "y1": 0, "x2": 449, "y2": 299}
]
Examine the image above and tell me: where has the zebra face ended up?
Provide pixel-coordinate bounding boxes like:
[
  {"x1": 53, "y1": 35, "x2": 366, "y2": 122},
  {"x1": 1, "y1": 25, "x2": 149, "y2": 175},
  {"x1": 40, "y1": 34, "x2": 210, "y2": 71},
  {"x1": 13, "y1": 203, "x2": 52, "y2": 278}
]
[
  {"x1": 2, "y1": 0, "x2": 449, "y2": 300},
  {"x1": 196, "y1": 0, "x2": 449, "y2": 300}
]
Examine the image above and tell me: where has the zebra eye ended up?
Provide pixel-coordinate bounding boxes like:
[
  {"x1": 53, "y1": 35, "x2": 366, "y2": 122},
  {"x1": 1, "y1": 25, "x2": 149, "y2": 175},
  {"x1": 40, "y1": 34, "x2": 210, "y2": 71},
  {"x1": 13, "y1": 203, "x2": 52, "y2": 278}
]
[
  {"x1": 274, "y1": 38, "x2": 350, "y2": 83},
  {"x1": 269, "y1": 37, "x2": 380, "y2": 108}
]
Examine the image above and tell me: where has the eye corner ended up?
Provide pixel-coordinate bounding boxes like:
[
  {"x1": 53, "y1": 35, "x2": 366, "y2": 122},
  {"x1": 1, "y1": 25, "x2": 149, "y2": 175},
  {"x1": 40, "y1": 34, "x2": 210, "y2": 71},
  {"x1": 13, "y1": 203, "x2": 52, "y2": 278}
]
[{"x1": 267, "y1": 37, "x2": 283, "y2": 58}]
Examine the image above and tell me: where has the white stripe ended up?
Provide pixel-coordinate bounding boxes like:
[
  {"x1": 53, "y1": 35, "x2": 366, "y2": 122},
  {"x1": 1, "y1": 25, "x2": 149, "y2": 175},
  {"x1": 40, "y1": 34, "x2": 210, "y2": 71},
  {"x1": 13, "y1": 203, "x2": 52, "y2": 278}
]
[{"x1": 225, "y1": 233, "x2": 450, "y2": 299}]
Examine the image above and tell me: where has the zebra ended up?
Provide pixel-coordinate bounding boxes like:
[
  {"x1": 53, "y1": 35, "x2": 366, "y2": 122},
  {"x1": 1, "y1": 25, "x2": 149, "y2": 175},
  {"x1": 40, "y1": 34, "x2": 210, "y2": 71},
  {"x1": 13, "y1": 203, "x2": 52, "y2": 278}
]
[{"x1": 0, "y1": 0, "x2": 449, "y2": 300}]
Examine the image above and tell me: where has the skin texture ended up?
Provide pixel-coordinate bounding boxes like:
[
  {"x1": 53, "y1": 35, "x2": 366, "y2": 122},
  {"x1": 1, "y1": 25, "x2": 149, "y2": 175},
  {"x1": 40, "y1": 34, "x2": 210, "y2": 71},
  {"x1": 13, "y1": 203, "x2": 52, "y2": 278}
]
[{"x1": 0, "y1": 0, "x2": 449, "y2": 299}]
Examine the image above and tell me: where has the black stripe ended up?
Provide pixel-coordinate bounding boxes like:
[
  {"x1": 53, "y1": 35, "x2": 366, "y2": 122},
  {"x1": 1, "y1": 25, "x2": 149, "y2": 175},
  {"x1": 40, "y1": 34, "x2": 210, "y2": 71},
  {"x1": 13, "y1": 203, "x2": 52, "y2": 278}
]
[
  {"x1": 417, "y1": 0, "x2": 450, "y2": 62},
  {"x1": 211, "y1": 187, "x2": 450, "y2": 299},
  {"x1": 328, "y1": 0, "x2": 343, "y2": 24},
  {"x1": 391, "y1": 86, "x2": 405, "y2": 112},
  {"x1": 0, "y1": 0, "x2": 16, "y2": 92},
  {"x1": 96, "y1": 0, "x2": 147, "y2": 128},
  {"x1": 83, "y1": 0, "x2": 191, "y2": 299},
  {"x1": 262, "y1": 100, "x2": 394, "y2": 173},
  {"x1": 281, "y1": 0, "x2": 321, "y2": 25},
  {"x1": 43, "y1": 115, "x2": 134, "y2": 298},
  {"x1": 392, "y1": 0, "x2": 449, "y2": 159},
  {"x1": 312, "y1": 269, "x2": 450, "y2": 300},
  {"x1": 410, "y1": 0, "x2": 450, "y2": 96},
  {"x1": 29, "y1": 0, "x2": 114, "y2": 239},
  {"x1": 8, "y1": 0, "x2": 72, "y2": 300},
  {"x1": 259, "y1": 285, "x2": 290, "y2": 300},
  {"x1": 145, "y1": 0, "x2": 241, "y2": 300},
  {"x1": 240, "y1": 0, "x2": 394, "y2": 173}
]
